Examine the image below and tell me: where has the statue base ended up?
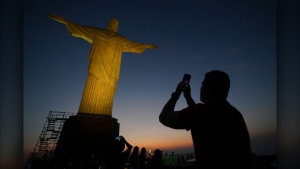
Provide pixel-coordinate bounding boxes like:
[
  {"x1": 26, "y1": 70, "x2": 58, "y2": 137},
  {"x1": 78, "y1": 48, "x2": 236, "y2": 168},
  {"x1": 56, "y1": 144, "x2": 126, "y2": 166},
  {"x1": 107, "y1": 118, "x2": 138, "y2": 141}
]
[{"x1": 49, "y1": 114, "x2": 119, "y2": 169}]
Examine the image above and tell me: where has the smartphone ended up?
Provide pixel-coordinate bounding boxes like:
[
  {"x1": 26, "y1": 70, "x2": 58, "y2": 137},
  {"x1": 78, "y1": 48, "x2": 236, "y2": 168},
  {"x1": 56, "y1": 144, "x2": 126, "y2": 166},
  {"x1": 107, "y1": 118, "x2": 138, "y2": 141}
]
[{"x1": 182, "y1": 74, "x2": 191, "y2": 90}]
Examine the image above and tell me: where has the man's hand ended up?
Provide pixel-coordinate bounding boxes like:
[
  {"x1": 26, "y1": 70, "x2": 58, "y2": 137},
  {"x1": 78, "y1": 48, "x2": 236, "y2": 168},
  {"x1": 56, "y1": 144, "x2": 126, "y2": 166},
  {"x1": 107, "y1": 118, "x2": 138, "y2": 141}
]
[
  {"x1": 119, "y1": 135, "x2": 125, "y2": 141},
  {"x1": 120, "y1": 136, "x2": 132, "y2": 149},
  {"x1": 182, "y1": 83, "x2": 196, "y2": 107},
  {"x1": 146, "y1": 44, "x2": 158, "y2": 49},
  {"x1": 47, "y1": 14, "x2": 66, "y2": 24},
  {"x1": 175, "y1": 81, "x2": 184, "y2": 95},
  {"x1": 175, "y1": 82, "x2": 192, "y2": 99},
  {"x1": 183, "y1": 83, "x2": 192, "y2": 98}
]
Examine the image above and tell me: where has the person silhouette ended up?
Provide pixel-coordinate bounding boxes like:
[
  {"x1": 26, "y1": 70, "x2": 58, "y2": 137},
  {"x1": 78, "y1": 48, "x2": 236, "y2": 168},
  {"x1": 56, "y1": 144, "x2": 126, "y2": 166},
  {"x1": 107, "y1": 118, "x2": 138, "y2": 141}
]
[
  {"x1": 105, "y1": 135, "x2": 133, "y2": 169},
  {"x1": 159, "y1": 70, "x2": 251, "y2": 169},
  {"x1": 149, "y1": 149, "x2": 164, "y2": 169},
  {"x1": 170, "y1": 152, "x2": 176, "y2": 165},
  {"x1": 138, "y1": 147, "x2": 147, "y2": 169},
  {"x1": 129, "y1": 146, "x2": 139, "y2": 169},
  {"x1": 180, "y1": 155, "x2": 185, "y2": 164},
  {"x1": 163, "y1": 152, "x2": 170, "y2": 165}
]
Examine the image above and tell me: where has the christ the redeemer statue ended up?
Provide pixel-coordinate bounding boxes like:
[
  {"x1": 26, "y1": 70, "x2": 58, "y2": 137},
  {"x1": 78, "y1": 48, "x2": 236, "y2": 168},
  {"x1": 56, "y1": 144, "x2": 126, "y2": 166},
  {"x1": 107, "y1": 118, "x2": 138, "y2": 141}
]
[{"x1": 47, "y1": 14, "x2": 158, "y2": 116}]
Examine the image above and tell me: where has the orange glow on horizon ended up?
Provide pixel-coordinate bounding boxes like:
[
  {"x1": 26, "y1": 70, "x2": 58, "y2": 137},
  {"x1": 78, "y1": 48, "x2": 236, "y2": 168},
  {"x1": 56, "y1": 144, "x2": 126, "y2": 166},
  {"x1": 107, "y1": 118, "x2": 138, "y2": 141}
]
[{"x1": 126, "y1": 136, "x2": 194, "y2": 154}]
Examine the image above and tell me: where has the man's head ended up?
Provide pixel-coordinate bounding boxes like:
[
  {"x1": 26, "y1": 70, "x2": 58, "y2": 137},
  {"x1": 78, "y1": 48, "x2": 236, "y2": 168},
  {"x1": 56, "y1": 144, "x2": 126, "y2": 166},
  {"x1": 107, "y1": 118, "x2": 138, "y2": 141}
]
[
  {"x1": 200, "y1": 70, "x2": 230, "y2": 103},
  {"x1": 154, "y1": 149, "x2": 162, "y2": 156},
  {"x1": 107, "y1": 18, "x2": 119, "y2": 32},
  {"x1": 112, "y1": 137, "x2": 125, "y2": 153}
]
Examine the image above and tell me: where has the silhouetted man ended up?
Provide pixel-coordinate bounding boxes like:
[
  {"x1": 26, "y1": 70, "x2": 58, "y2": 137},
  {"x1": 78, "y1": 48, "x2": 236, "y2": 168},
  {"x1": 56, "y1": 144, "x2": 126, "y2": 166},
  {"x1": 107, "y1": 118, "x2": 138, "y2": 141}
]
[
  {"x1": 159, "y1": 70, "x2": 251, "y2": 169},
  {"x1": 105, "y1": 136, "x2": 132, "y2": 169}
]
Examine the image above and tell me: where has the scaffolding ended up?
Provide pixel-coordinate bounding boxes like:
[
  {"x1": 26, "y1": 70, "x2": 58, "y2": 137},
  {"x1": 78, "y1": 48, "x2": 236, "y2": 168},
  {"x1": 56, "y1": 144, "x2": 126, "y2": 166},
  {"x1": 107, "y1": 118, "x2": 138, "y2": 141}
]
[{"x1": 24, "y1": 111, "x2": 76, "y2": 169}]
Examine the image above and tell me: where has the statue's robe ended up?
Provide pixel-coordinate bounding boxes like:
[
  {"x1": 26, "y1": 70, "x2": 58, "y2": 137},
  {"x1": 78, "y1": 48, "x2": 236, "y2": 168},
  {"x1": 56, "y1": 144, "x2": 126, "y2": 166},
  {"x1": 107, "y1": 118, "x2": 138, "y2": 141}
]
[{"x1": 64, "y1": 21, "x2": 150, "y2": 115}]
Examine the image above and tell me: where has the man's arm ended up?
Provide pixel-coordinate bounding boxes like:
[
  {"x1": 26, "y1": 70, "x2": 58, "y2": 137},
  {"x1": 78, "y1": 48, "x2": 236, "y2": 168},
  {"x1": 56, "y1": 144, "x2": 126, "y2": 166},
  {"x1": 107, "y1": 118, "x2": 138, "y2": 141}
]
[
  {"x1": 120, "y1": 136, "x2": 133, "y2": 150},
  {"x1": 183, "y1": 84, "x2": 196, "y2": 107},
  {"x1": 159, "y1": 82, "x2": 185, "y2": 129}
]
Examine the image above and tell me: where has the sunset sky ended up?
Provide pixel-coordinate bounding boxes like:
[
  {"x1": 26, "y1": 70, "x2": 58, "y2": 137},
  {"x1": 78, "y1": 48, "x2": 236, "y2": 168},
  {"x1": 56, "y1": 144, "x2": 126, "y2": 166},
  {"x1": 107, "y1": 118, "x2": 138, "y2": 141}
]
[{"x1": 23, "y1": 0, "x2": 276, "y2": 164}]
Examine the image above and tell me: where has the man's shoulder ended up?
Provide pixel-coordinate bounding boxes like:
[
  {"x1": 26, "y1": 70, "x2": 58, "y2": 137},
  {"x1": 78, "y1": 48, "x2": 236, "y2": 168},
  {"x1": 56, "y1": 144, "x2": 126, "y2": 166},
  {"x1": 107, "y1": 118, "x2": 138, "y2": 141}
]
[
  {"x1": 224, "y1": 101, "x2": 242, "y2": 114},
  {"x1": 193, "y1": 103, "x2": 205, "y2": 108},
  {"x1": 179, "y1": 103, "x2": 205, "y2": 113}
]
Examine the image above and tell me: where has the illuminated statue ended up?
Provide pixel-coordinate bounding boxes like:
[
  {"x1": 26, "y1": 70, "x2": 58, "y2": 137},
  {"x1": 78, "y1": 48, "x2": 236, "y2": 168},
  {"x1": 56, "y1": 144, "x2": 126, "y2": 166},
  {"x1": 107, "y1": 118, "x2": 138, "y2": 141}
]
[{"x1": 47, "y1": 14, "x2": 158, "y2": 116}]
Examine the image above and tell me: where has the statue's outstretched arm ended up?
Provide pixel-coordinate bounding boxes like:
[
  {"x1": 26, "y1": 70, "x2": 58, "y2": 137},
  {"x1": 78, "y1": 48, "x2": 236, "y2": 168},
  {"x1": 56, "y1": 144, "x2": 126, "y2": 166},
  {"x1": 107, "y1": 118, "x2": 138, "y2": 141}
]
[
  {"x1": 47, "y1": 14, "x2": 95, "y2": 43},
  {"x1": 123, "y1": 38, "x2": 158, "y2": 53},
  {"x1": 47, "y1": 14, "x2": 66, "y2": 25}
]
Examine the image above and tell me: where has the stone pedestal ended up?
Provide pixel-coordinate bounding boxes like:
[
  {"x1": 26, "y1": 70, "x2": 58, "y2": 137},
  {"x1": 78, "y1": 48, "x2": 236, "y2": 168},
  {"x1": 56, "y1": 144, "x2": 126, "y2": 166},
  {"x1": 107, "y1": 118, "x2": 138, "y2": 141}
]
[{"x1": 49, "y1": 114, "x2": 119, "y2": 169}]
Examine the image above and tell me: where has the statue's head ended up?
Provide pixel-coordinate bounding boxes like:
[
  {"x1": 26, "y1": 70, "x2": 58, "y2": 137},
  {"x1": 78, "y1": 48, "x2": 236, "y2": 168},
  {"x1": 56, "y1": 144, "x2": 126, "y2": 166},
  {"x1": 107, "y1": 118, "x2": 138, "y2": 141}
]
[{"x1": 107, "y1": 18, "x2": 119, "y2": 32}]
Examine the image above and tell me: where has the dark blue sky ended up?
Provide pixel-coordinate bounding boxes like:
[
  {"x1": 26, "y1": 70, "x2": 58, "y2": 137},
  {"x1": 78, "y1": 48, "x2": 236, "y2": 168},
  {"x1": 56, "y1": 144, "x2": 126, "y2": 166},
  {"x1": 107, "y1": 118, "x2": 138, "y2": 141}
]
[{"x1": 24, "y1": 0, "x2": 276, "y2": 162}]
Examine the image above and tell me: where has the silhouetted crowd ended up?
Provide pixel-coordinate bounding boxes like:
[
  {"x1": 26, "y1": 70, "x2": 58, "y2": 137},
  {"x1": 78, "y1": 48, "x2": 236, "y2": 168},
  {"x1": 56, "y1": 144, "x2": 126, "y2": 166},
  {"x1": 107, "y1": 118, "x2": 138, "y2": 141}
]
[{"x1": 29, "y1": 135, "x2": 195, "y2": 169}]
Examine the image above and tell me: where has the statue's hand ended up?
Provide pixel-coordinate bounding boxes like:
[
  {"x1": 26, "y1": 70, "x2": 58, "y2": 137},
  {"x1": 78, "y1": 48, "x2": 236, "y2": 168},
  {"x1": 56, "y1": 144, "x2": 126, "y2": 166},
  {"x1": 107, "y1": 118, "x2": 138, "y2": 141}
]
[
  {"x1": 47, "y1": 14, "x2": 66, "y2": 24},
  {"x1": 146, "y1": 44, "x2": 158, "y2": 49}
]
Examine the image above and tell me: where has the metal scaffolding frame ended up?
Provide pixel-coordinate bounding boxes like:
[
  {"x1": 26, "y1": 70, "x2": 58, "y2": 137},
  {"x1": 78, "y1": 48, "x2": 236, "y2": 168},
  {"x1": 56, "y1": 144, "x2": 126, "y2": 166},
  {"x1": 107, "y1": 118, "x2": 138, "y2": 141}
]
[{"x1": 24, "y1": 111, "x2": 76, "y2": 169}]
